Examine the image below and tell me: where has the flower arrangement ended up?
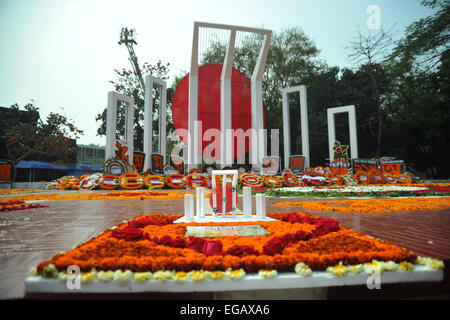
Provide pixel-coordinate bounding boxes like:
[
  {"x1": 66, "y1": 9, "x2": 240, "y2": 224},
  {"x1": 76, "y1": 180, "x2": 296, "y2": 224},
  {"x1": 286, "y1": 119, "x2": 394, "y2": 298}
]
[
  {"x1": 34, "y1": 212, "x2": 420, "y2": 277},
  {"x1": 118, "y1": 173, "x2": 145, "y2": 189},
  {"x1": 185, "y1": 173, "x2": 209, "y2": 189},
  {"x1": 98, "y1": 175, "x2": 119, "y2": 190},
  {"x1": 0, "y1": 200, "x2": 48, "y2": 212},
  {"x1": 239, "y1": 173, "x2": 264, "y2": 188},
  {"x1": 262, "y1": 175, "x2": 283, "y2": 188},
  {"x1": 273, "y1": 197, "x2": 450, "y2": 214},
  {"x1": 143, "y1": 175, "x2": 165, "y2": 189},
  {"x1": 282, "y1": 172, "x2": 299, "y2": 187},
  {"x1": 165, "y1": 174, "x2": 186, "y2": 189}
]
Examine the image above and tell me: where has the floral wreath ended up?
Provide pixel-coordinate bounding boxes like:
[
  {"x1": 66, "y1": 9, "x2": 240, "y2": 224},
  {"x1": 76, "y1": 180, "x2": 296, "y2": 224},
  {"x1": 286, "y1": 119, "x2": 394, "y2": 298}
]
[
  {"x1": 302, "y1": 172, "x2": 329, "y2": 186},
  {"x1": 239, "y1": 173, "x2": 264, "y2": 188},
  {"x1": 185, "y1": 173, "x2": 209, "y2": 189},
  {"x1": 79, "y1": 173, "x2": 102, "y2": 190},
  {"x1": 282, "y1": 172, "x2": 299, "y2": 187},
  {"x1": 118, "y1": 173, "x2": 145, "y2": 190},
  {"x1": 340, "y1": 174, "x2": 358, "y2": 186},
  {"x1": 397, "y1": 174, "x2": 412, "y2": 185},
  {"x1": 328, "y1": 174, "x2": 343, "y2": 186},
  {"x1": 355, "y1": 171, "x2": 371, "y2": 185},
  {"x1": 188, "y1": 168, "x2": 202, "y2": 175},
  {"x1": 98, "y1": 174, "x2": 119, "y2": 190},
  {"x1": 71, "y1": 174, "x2": 89, "y2": 190},
  {"x1": 165, "y1": 174, "x2": 186, "y2": 189},
  {"x1": 384, "y1": 174, "x2": 398, "y2": 184},
  {"x1": 103, "y1": 158, "x2": 128, "y2": 176},
  {"x1": 369, "y1": 170, "x2": 386, "y2": 184},
  {"x1": 143, "y1": 175, "x2": 165, "y2": 189},
  {"x1": 57, "y1": 176, "x2": 78, "y2": 190},
  {"x1": 262, "y1": 175, "x2": 283, "y2": 188}
]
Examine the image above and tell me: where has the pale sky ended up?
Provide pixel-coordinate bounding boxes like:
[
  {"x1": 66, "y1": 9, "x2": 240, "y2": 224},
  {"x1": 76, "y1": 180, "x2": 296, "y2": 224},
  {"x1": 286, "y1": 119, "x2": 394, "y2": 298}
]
[{"x1": 0, "y1": 0, "x2": 435, "y2": 146}]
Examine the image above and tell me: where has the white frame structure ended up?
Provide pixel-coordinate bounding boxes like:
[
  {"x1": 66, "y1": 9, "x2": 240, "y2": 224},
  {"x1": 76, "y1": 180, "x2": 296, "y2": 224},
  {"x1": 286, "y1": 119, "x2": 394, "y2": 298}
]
[
  {"x1": 143, "y1": 75, "x2": 167, "y2": 171},
  {"x1": 188, "y1": 21, "x2": 272, "y2": 170},
  {"x1": 105, "y1": 91, "x2": 135, "y2": 165},
  {"x1": 327, "y1": 105, "x2": 358, "y2": 161},
  {"x1": 281, "y1": 85, "x2": 310, "y2": 169}
]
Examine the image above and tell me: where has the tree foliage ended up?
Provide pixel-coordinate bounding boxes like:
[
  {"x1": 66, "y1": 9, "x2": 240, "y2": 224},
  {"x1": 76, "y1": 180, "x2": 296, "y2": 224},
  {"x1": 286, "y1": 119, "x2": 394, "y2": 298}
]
[
  {"x1": 95, "y1": 61, "x2": 172, "y2": 152},
  {"x1": 0, "y1": 103, "x2": 83, "y2": 167}
]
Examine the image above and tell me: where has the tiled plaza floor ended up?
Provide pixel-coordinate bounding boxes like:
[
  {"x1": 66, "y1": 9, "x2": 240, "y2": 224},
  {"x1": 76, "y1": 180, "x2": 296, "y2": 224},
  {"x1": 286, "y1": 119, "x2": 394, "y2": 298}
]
[{"x1": 0, "y1": 193, "x2": 449, "y2": 299}]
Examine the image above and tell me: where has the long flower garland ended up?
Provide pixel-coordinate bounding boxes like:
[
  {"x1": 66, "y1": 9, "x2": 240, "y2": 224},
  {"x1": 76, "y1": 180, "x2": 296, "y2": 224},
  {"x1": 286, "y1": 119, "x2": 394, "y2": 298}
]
[
  {"x1": 35, "y1": 212, "x2": 417, "y2": 275},
  {"x1": 273, "y1": 197, "x2": 450, "y2": 213},
  {"x1": 0, "y1": 200, "x2": 48, "y2": 212},
  {"x1": 3, "y1": 190, "x2": 188, "y2": 202}
]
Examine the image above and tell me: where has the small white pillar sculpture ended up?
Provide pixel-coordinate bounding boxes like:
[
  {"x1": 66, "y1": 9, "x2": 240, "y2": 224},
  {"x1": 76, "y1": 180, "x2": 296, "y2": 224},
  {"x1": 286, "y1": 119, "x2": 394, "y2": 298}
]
[{"x1": 327, "y1": 105, "x2": 359, "y2": 161}]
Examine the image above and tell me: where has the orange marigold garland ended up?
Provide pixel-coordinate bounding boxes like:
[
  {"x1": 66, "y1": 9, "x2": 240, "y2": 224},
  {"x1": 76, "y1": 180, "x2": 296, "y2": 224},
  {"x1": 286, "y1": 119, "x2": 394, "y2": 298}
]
[
  {"x1": 185, "y1": 174, "x2": 209, "y2": 189},
  {"x1": 79, "y1": 174, "x2": 102, "y2": 190},
  {"x1": 165, "y1": 174, "x2": 186, "y2": 189},
  {"x1": 57, "y1": 176, "x2": 78, "y2": 190},
  {"x1": 35, "y1": 212, "x2": 417, "y2": 274},
  {"x1": 282, "y1": 172, "x2": 299, "y2": 187},
  {"x1": 369, "y1": 170, "x2": 386, "y2": 184},
  {"x1": 118, "y1": 173, "x2": 145, "y2": 190},
  {"x1": 384, "y1": 174, "x2": 398, "y2": 184},
  {"x1": 239, "y1": 173, "x2": 264, "y2": 188},
  {"x1": 355, "y1": 171, "x2": 371, "y2": 185},
  {"x1": 397, "y1": 174, "x2": 413, "y2": 185},
  {"x1": 274, "y1": 197, "x2": 450, "y2": 214},
  {"x1": 98, "y1": 175, "x2": 119, "y2": 190},
  {"x1": 328, "y1": 175, "x2": 343, "y2": 186},
  {"x1": 143, "y1": 175, "x2": 165, "y2": 189},
  {"x1": 262, "y1": 175, "x2": 283, "y2": 188}
]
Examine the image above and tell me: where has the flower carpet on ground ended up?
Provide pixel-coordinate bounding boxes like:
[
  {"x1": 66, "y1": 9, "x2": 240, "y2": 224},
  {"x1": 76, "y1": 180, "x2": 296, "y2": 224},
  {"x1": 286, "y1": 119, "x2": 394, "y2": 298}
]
[
  {"x1": 30, "y1": 212, "x2": 444, "y2": 285},
  {"x1": 0, "y1": 200, "x2": 48, "y2": 212},
  {"x1": 2, "y1": 190, "x2": 188, "y2": 202},
  {"x1": 273, "y1": 197, "x2": 450, "y2": 214},
  {"x1": 267, "y1": 184, "x2": 450, "y2": 198}
]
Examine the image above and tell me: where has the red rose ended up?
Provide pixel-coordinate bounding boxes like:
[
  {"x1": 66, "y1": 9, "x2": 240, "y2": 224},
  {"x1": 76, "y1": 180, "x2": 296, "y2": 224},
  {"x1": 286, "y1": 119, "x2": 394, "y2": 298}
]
[{"x1": 201, "y1": 240, "x2": 223, "y2": 256}]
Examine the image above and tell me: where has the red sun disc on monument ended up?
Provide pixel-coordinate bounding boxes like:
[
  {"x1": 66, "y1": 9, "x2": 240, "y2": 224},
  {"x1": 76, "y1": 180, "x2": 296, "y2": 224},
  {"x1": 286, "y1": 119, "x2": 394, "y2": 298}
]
[{"x1": 171, "y1": 64, "x2": 265, "y2": 160}]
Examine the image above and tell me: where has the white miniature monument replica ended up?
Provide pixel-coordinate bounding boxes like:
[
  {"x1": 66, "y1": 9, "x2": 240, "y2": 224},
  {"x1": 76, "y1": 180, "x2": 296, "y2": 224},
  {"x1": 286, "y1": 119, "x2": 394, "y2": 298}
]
[{"x1": 174, "y1": 170, "x2": 275, "y2": 223}]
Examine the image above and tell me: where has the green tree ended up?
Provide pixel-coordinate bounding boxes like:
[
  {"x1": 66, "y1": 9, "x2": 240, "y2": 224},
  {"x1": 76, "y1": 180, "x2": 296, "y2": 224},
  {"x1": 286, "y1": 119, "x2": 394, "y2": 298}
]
[
  {"x1": 95, "y1": 61, "x2": 172, "y2": 152},
  {"x1": 0, "y1": 102, "x2": 82, "y2": 168},
  {"x1": 384, "y1": 0, "x2": 450, "y2": 178}
]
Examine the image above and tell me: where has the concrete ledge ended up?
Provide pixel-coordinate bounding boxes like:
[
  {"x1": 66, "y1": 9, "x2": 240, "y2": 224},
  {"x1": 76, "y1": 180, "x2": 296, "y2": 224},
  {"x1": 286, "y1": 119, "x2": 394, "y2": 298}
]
[{"x1": 0, "y1": 182, "x2": 49, "y2": 189}]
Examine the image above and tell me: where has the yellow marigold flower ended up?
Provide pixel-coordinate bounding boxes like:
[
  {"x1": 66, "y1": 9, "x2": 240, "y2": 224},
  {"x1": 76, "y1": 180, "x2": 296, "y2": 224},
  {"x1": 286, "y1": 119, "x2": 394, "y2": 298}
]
[
  {"x1": 363, "y1": 260, "x2": 384, "y2": 274},
  {"x1": 113, "y1": 269, "x2": 134, "y2": 285},
  {"x1": 225, "y1": 268, "x2": 246, "y2": 280},
  {"x1": 57, "y1": 272, "x2": 70, "y2": 282},
  {"x1": 347, "y1": 264, "x2": 363, "y2": 274},
  {"x1": 188, "y1": 270, "x2": 208, "y2": 282},
  {"x1": 97, "y1": 270, "x2": 114, "y2": 282},
  {"x1": 28, "y1": 266, "x2": 38, "y2": 276},
  {"x1": 417, "y1": 257, "x2": 445, "y2": 270},
  {"x1": 81, "y1": 269, "x2": 97, "y2": 284},
  {"x1": 153, "y1": 270, "x2": 174, "y2": 282},
  {"x1": 398, "y1": 261, "x2": 414, "y2": 271},
  {"x1": 206, "y1": 271, "x2": 226, "y2": 280},
  {"x1": 326, "y1": 262, "x2": 348, "y2": 277},
  {"x1": 134, "y1": 272, "x2": 152, "y2": 282},
  {"x1": 173, "y1": 271, "x2": 189, "y2": 282},
  {"x1": 382, "y1": 261, "x2": 398, "y2": 272},
  {"x1": 295, "y1": 262, "x2": 312, "y2": 277},
  {"x1": 42, "y1": 264, "x2": 58, "y2": 279},
  {"x1": 258, "y1": 270, "x2": 278, "y2": 279}
]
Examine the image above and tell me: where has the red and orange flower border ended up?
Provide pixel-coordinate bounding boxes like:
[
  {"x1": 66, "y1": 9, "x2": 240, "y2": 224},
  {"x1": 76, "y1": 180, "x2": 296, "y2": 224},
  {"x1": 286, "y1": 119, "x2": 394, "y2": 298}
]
[{"x1": 35, "y1": 212, "x2": 418, "y2": 275}]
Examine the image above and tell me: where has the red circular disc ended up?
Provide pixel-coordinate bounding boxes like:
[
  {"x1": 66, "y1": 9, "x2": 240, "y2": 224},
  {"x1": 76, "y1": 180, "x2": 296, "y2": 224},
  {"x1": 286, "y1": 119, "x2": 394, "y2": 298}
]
[
  {"x1": 209, "y1": 185, "x2": 238, "y2": 213},
  {"x1": 171, "y1": 64, "x2": 265, "y2": 160}
]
